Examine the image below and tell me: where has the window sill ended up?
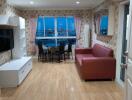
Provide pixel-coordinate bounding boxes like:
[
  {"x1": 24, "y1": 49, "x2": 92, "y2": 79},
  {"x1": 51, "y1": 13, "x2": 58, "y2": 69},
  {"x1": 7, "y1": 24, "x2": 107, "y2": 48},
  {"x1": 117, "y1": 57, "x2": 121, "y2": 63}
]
[{"x1": 36, "y1": 36, "x2": 76, "y2": 39}]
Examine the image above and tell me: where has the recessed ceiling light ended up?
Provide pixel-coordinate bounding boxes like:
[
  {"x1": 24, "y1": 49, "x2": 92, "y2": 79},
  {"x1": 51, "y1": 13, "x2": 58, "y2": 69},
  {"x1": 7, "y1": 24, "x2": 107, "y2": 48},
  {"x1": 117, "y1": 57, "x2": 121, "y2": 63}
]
[
  {"x1": 76, "y1": 1, "x2": 80, "y2": 4},
  {"x1": 30, "y1": 1, "x2": 34, "y2": 5}
]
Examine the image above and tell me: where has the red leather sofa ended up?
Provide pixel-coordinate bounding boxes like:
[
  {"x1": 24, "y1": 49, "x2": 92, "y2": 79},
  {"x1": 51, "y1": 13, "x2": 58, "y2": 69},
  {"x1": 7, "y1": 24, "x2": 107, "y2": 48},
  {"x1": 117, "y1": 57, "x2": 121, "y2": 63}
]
[{"x1": 75, "y1": 44, "x2": 116, "y2": 80}]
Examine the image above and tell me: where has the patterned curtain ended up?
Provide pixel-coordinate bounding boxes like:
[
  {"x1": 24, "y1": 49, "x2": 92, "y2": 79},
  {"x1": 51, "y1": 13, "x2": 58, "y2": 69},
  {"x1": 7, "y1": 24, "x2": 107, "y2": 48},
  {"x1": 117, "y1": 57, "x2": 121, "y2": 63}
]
[
  {"x1": 74, "y1": 16, "x2": 82, "y2": 48},
  {"x1": 29, "y1": 18, "x2": 37, "y2": 55}
]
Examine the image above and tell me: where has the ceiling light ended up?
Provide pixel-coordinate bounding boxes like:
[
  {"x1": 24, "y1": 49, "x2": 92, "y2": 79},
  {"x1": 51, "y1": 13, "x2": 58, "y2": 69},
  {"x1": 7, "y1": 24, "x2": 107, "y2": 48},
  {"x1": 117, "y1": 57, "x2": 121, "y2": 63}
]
[
  {"x1": 76, "y1": 1, "x2": 80, "y2": 4},
  {"x1": 30, "y1": 1, "x2": 34, "y2": 5}
]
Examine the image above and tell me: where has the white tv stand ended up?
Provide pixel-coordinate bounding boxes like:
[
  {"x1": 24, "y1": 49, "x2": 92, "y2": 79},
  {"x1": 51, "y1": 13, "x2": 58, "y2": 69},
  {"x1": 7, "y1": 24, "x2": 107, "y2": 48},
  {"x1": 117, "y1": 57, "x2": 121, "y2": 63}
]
[{"x1": 0, "y1": 57, "x2": 32, "y2": 88}]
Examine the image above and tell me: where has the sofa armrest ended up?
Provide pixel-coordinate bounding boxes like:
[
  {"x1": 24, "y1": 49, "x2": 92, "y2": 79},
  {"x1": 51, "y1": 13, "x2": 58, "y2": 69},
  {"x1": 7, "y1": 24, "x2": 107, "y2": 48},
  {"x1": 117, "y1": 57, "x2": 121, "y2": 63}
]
[
  {"x1": 75, "y1": 48, "x2": 92, "y2": 54},
  {"x1": 81, "y1": 57, "x2": 116, "y2": 76}
]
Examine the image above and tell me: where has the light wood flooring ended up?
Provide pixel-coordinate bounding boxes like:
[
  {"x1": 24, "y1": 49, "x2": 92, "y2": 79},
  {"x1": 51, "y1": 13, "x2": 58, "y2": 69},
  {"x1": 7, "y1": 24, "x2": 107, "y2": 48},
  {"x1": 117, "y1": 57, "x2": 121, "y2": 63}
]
[{"x1": 0, "y1": 60, "x2": 123, "y2": 100}]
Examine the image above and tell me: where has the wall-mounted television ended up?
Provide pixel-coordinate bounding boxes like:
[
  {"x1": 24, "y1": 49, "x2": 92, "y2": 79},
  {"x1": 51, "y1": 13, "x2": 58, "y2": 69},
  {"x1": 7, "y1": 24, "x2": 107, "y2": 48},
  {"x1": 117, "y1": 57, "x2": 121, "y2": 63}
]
[{"x1": 0, "y1": 29, "x2": 14, "y2": 52}]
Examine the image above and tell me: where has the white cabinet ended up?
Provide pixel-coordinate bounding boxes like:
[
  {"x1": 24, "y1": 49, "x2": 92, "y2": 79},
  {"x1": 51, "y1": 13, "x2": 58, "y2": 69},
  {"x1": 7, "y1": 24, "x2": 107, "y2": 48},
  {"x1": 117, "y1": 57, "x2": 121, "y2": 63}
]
[
  {"x1": 10, "y1": 16, "x2": 27, "y2": 59},
  {"x1": 9, "y1": 16, "x2": 25, "y2": 29},
  {"x1": 0, "y1": 15, "x2": 10, "y2": 25},
  {"x1": 0, "y1": 57, "x2": 32, "y2": 87}
]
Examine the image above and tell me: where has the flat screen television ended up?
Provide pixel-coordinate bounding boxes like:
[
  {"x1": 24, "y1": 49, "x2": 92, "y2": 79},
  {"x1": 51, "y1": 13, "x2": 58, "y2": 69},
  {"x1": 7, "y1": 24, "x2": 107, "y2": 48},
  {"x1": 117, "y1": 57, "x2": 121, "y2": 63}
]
[{"x1": 0, "y1": 29, "x2": 14, "y2": 52}]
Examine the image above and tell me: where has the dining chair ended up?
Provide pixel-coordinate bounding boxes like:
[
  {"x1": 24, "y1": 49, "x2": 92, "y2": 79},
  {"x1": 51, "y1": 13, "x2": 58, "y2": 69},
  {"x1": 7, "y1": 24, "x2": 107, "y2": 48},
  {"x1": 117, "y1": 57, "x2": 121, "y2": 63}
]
[
  {"x1": 42, "y1": 45, "x2": 48, "y2": 61},
  {"x1": 48, "y1": 47, "x2": 60, "y2": 62},
  {"x1": 38, "y1": 42, "x2": 44, "y2": 61},
  {"x1": 65, "y1": 43, "x2": 72, "y2": 59},
  {"x1": 58, "y1": 45, "x2": 65, "y2": 61},
  {"x1": 38, "y1": 42, "x2": 47, "y2": 62}
]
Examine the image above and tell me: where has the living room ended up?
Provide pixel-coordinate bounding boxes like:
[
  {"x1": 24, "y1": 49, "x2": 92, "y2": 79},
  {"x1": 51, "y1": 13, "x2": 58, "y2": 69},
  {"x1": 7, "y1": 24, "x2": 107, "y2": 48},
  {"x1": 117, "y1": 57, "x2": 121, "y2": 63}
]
[{"x1": 0, "y1": 0, "x2": 132, "y2": 100}]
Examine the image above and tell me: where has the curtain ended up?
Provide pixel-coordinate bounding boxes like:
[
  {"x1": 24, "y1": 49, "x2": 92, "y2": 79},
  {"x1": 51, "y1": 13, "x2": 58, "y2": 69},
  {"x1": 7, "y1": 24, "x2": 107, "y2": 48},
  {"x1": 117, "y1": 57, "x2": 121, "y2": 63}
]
[
  {"x1": 74, "y1": 16, "x2": 82, "y2": 48},
  {"x1": 29, "y1": 18, "x2": 37, "y2": 55}
]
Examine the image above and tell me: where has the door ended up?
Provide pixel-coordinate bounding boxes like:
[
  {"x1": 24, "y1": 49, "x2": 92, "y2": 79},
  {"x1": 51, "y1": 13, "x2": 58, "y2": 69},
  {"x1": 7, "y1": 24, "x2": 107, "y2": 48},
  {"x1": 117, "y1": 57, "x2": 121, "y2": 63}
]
[
  {"x1": 120, "y1": 4, "x2": 129, "y2": 81},
  {"x1": 125, "y1": 0, "x2": 132, "y2": 100}
]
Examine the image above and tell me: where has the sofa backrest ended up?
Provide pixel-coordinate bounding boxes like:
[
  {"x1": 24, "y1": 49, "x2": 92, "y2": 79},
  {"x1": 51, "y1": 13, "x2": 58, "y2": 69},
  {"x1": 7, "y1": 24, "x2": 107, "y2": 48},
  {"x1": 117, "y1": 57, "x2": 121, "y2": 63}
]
[{"x1": 92, "y1": 44, "x2": 113, "y2": 57}]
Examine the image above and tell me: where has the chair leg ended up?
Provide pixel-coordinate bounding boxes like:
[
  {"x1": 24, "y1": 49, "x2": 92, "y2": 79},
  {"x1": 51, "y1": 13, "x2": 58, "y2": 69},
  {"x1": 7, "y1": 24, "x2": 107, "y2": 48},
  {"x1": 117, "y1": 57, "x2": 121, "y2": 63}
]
[
  {"x1": 39, "y1": 55, "x2": 41, "y2": 61},
  {"x1": 44, "y1": 53, "x2": 47, "y2": 62},
  {"x1": 41, "y1": 54, "x2": 44, "y2": 62},
  {"x1": 38, "y1": 55, "x2": 40, "y2": 61},
  {"x1": 67, "y1": 52, "x2": 70, "y2": 59},
  {"x1": 71, "y1": 52, "x2": 73, "y2": 59},
  {"x1": 40, "y1": 55, "x2": 43, "y2": 62},
  {"x1": 45, "y1": 53, "x2": 48, "y2": 61},
  {"x1": 68, "y1": 52, "x2": 70, "y2": 59},
  {"x1": 58, "y1": 54, "x2": 61, "y2": 63},
  {"x1": 51, "y1": 54, "x2": 53, "y2": 62},
  {"x1": 48, "y1": 53, "x2": 51, "y2": 62},
  {"x1": 64, "y1": 53, "x2": 65, "y2": 61}
]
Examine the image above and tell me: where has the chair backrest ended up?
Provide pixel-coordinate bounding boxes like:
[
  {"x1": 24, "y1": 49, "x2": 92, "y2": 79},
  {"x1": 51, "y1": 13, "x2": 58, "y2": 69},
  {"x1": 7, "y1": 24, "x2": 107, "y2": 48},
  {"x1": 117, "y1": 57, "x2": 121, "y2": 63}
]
[
  {"x1": 65, "y1": 44, "x2": 68, "y2": 51},
  {"x1": 58, "y1": 41, "x2": 65, "y2": 52},
  {"x1": 49, "y1": 47, "x2": 58, "y2": 54},
  {"x1": 92, "y1": 44, "x2": 113, "y2": 57},
  {"x1": 38, "y1": 43, "x2": 44, "y2": 54},
  {"x1": 59, "y1": 45, "x2": 65, "y2": 52},
  {"x1": 68, "y1": 43, "x2": 72, "y2": 52},
  {"x1": 43, "y1": 45, "x2": 48, "y2": 50}
]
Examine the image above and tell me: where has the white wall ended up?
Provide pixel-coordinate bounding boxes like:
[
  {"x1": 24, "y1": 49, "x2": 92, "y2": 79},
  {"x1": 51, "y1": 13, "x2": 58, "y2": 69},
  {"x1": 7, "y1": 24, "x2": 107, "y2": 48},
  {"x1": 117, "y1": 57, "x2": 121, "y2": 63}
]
[
  {"x1": 108, "y1": 5, "x2": 115, "y2": 36},
  {"x1": 116, "y1": 4, "x2": 125, "y2": 87},
  {"x1": 82, "y1": 24, "x2": 90, "y2": 48}
]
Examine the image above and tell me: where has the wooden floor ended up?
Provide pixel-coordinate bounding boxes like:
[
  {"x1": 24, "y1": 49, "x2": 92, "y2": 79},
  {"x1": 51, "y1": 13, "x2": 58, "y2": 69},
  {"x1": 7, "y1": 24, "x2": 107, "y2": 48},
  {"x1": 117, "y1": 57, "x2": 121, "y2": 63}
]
[{"x1": 0, "y1": 60, "x2": 123, "y2": 100}]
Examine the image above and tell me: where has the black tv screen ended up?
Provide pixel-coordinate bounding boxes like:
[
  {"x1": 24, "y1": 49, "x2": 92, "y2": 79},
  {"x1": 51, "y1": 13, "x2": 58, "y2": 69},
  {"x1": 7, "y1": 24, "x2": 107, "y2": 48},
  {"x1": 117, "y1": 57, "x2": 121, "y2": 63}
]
[{"x1": 0, "y1": 29, "x2": 14, "y2": 52}]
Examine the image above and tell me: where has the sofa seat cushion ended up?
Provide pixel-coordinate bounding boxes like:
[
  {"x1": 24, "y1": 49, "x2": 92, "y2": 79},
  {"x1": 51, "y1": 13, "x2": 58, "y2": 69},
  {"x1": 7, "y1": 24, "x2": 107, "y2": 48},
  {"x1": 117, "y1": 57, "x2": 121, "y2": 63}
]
[{"x1": 76, "y1": 54, "x2": 94, "y2": 66}]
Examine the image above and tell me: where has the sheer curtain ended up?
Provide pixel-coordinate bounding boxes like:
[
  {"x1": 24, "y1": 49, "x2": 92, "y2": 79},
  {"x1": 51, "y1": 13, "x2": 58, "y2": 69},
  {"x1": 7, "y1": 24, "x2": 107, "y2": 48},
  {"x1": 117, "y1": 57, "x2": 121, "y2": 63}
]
[
  {"x1": 74, "y1": 16, "x2": 82, "y2": 48},
  {"x1": 29, "y1": 18, "x2": 37, "y2": 55}
]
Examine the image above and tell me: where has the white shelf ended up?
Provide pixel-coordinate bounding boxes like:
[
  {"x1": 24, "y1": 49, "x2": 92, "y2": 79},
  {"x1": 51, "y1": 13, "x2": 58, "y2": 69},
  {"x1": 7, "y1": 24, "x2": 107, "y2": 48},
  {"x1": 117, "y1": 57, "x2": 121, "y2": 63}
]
[
  {"x1": 0, "y1": 15, "x2": 10, "y2": 25},
  {"x1": 11, "y1": 16, "x2": 27, "y2": 59}
]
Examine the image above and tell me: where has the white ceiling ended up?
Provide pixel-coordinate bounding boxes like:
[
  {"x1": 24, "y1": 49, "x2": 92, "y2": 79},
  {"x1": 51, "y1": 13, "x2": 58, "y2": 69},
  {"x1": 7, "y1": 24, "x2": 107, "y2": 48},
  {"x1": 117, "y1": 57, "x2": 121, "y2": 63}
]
[{"x1": 7, "y1": 0, "x2": 105, "y2": 10}]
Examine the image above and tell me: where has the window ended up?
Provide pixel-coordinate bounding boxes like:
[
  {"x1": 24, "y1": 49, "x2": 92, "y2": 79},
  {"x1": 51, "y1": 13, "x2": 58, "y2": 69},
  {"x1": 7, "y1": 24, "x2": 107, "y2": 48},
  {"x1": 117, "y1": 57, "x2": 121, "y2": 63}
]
[
  {"x1": 100, "y1": 15, "x2": 108, "y2": 35},
  {"x1": 36, "y1": 16, "x2": 76, "y2": 47},
  {"x1": 36, "y1": 16, "x2": 44, "y2": 37},
  {"x1": 57, "y1": 17, "x2": 67, "y2": 36},
  {"x1": 67, "y1": 17, "x2": 76, "y2": 36},
  {"x1": 45, "y1": 17, "x2": 55, "y2": 37}
]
